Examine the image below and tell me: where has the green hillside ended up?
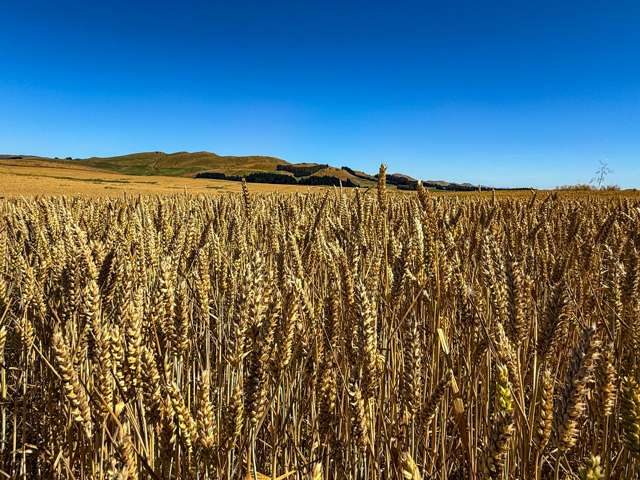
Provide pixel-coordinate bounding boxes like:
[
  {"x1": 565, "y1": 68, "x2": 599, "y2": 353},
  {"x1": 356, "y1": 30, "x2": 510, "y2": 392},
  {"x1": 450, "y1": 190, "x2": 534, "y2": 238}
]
[{"x1": 84, "y1": 151, "x2": 287, "y2": 177}]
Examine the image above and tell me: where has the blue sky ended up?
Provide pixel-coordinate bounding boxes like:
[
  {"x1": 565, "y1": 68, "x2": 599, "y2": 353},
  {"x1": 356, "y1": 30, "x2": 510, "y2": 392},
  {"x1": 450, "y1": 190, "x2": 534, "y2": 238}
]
[{"x1": 1, "y1": 0, "x2": 639, "y2": 188}]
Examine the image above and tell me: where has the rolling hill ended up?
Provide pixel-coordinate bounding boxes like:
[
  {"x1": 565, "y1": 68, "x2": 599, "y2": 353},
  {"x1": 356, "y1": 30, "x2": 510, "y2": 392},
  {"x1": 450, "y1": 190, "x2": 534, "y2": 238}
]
[
  {"x1": 84, "y1": 151, "x2": 287, "y2": 177},
  {"x1": 1, "y1": 151, "x2": 491, "y2": 191}
]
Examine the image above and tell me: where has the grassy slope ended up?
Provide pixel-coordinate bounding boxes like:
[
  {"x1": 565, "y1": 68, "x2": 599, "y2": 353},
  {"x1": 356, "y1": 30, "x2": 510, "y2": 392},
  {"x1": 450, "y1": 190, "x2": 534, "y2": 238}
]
[
  {"x1": 310, "y1": 166, "x2": 376, "y2": 186},
  {"x1": 84, "y1": 151, "x2": 288, "y2": 177}
]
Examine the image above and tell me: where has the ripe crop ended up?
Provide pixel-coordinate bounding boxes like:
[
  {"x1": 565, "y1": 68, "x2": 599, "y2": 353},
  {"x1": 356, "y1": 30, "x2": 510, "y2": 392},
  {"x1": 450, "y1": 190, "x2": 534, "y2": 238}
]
[{"x1": 0, "y1": 176, "x2": 639, "y2": 478}]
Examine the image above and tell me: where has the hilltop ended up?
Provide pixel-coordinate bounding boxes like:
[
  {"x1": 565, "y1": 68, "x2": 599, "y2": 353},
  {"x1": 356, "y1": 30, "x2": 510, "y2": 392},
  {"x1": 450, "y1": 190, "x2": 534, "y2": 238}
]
[{"x1": 1, "y1": 151, "x2": 489, "y2": 191}]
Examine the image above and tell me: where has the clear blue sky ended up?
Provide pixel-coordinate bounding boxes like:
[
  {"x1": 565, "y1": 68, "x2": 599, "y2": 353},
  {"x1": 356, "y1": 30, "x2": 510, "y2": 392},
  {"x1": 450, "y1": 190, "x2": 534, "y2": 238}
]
[{"x1": 1, "y1": 1, "x2": 639, "y2": 188}]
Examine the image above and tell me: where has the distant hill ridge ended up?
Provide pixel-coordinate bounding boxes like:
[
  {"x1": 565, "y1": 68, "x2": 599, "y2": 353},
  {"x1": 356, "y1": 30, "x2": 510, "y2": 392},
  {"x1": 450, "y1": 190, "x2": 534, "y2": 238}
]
[{"x1": 1, "y1": 151, "x2": 494, "y2": 191}]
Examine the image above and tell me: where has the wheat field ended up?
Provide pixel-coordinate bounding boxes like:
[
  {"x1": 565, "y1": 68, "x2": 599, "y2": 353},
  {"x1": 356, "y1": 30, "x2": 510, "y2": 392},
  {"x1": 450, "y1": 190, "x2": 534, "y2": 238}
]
[{"x1": 1, "y1": 174, "x2": 639, "y2": 479}]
